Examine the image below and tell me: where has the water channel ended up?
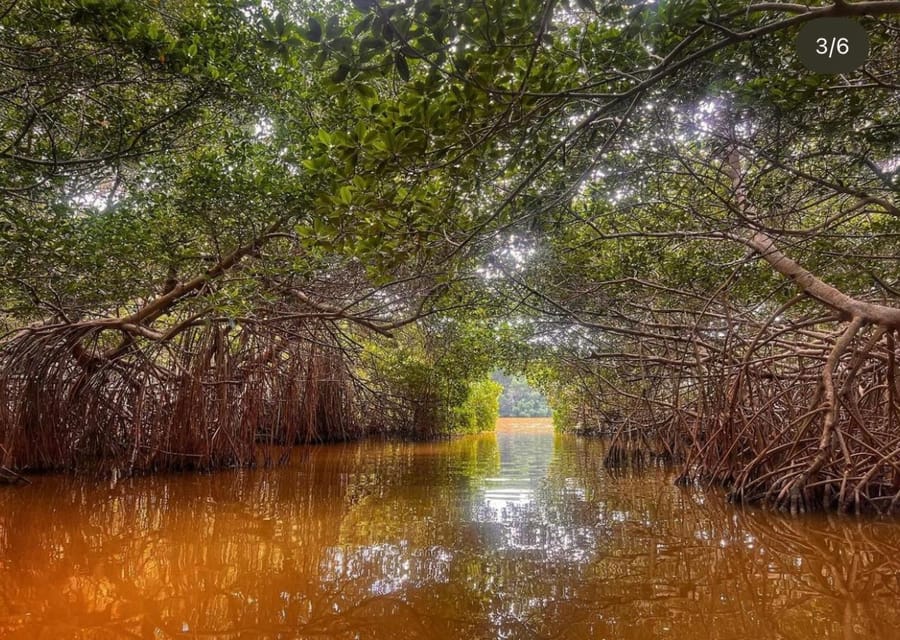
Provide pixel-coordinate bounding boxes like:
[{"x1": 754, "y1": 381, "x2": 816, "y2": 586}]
[{"x1": 1, "y1": 417, "x2": 898, "y2": 639}]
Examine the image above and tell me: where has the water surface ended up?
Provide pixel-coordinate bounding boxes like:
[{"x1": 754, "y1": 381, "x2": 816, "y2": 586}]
[{"x1": 1, "y1": 417, "x2": 898, "y2": 639}]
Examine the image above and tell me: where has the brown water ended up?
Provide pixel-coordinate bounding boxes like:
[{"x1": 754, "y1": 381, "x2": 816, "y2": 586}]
[{"x1": 1, "y1": 417, "x2": 899, "y2": 639}]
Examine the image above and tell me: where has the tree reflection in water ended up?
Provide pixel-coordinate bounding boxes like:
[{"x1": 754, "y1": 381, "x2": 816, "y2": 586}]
[{"x1": 0, "y1": 418, "x2": 898, "y2": 639}]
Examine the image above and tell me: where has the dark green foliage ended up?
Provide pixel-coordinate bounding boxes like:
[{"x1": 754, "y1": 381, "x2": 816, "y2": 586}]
[{"x1": 455, "y1": 378, "x2": 504, "y2": 434}]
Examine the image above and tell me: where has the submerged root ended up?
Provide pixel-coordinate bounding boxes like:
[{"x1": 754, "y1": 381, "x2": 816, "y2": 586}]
[{"x1": 0, "y1": 465, "x2": 29, "y2": 485}]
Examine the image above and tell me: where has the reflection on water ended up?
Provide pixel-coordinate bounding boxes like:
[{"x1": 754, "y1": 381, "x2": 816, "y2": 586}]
[{"x1": 1, "y1": 416, "x2": 899, "y2": 639}]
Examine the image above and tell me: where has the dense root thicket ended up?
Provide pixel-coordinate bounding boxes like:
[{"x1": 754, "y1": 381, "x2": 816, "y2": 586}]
[
  {"x1": 558, "y1": 315, "x2": 900, "y2": 515},
  {"x1": 0, "y1": 246, "x2": 500, "y2": 478},
  {"x1": 599, "y1": 415, "x2": 680, "y2": 470},
  {"x1": 688, "y1": 322, "x2": 900, "y2": 515},
  {"x1": 0, "y1": 321, "x2": 383, "y2": 475}
]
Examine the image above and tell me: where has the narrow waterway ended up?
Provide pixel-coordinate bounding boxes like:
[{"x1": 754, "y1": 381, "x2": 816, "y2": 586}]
[{"x1": 1, "y1": 417, "x2": 899, "y2": 639}]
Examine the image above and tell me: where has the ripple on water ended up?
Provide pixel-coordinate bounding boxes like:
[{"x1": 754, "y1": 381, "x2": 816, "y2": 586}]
[{"x1": 0, "y1": 416, "x2": 899, "y2": 639}]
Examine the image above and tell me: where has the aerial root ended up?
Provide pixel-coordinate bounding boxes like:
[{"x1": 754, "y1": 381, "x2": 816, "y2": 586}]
[
  {"x1": 0, "y1": 321, "x2": 364, "y2": 475},
  {"x1": 586, "y1": 320, "x2": 900, "y2": 515}
]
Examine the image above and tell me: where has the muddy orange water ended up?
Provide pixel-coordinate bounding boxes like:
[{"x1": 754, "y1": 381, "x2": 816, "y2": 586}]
[{"x1": 1, "y1": 416, "x2": 899, "y2": 639}]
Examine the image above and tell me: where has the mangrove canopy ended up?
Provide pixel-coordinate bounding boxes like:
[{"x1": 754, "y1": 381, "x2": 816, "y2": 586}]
[{"x1": 1, "y1": 0, "x2": 900, "y2": 514}]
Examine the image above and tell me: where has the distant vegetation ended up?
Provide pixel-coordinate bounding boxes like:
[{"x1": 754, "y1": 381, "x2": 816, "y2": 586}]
[{"x1": 492, "y1": 372, "x2": 551, "y2": 418}]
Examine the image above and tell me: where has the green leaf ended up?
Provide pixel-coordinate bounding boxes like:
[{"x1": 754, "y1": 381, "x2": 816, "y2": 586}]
[
  {"x1": 326, "y1": 15, "x2": 342, "y2": 39},
  {"x1": 260, "y1": 14, "x2": 274, "y2": 35},
  {"x1": 360, "y1": 36, "x2": 386, "y2": 56},
  {"x1": 355, "y1": 83, "x2": 377, "y2": 99},
  {"x1": 330, "y1": 64, "x2": 351, "y2": 83},
  {"x1": 329, "y1": 36, "x2": 353, "y2": 55},
  {"x1": 306, "y1": 17, "x2": 322, "y2": 42},
  {"x1": 394, "y1": 53, "x2": 410, "y2": 81},
  {"x1": 416, "y1": 36, "x2": 440, "y2": 53},
  {"x1": 353, "y1": 14, "x2": 374, "y2": 36}
]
